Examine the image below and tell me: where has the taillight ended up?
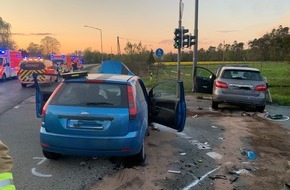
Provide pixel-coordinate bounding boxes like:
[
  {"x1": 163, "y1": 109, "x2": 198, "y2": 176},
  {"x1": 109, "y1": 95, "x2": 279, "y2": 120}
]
[
  {"x1": 255, "y1": 84, "x2": 267, "y2": 91},
  {"x1": 127, "y1": 85, "x2": 137, "y2": 120},
  {"x1": 215, "y1": 81, "x2": 228, "y2": 89}
]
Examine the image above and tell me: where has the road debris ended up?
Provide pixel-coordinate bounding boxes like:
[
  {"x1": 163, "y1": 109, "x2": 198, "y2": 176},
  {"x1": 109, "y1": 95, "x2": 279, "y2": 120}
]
[
  {"x1": 241, "y1": 149, "x2": 256, "y2": 160},
  {"x1": 206, "y1": 152, "x2": 223, "y2": 160},
  {"x1": 191, "y1": 114, "x2": 198, "y2": 118},
  {"x1": 167, "y1": 170, "x2": 181, "y2": 174},
  {"x1": 208, "y1": 174, "x2": 227, "y2": 180},
  {"x1": 265, "y1": 114, "x2": 289, "y2": 121}
]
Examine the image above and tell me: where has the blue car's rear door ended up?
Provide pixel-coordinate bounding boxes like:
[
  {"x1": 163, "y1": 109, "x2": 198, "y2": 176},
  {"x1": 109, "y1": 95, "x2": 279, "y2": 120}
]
[{"x1": 148, "y1": 80, "x2": 186, "y2": 132}]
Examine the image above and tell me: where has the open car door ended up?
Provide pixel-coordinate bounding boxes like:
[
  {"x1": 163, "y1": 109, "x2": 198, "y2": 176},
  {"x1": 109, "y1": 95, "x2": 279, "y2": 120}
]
[
  {"x1": 33, "y1": 73, "x2": 62, "y2": 118},
  {"x1": 148, "y1": 80, "x2": 186, "y2": 132},
  {"x1": 194, "y1": 66, "x2": 215, "y2": 94}
]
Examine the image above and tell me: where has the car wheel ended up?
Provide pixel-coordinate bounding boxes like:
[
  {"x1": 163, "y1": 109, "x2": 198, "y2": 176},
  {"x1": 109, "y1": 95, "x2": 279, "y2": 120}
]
[
  {"x1": 0, "y1": 74, "x2": 6, "y2": 82},
  {"x1": 128, "y1": 142, "x2": 146, "y2": 164},
  {"x1": 256, "y1": 105, "x2": 265, "y2": 113},
  {"x1": 212, "y1": 101, "x2": 219, "y2": 109},
  {"x1": 21, "y1": 83, "x2": 27, "y2": 87},
  {"x1": 42, "y1": 150, "x2": 61, "y2": 160}
]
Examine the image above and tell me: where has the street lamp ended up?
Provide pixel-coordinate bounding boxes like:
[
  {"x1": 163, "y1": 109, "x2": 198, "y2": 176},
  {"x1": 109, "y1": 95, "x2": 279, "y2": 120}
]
[{"x1": 84, "y1": 25, "x2": 103, "y2": 62}]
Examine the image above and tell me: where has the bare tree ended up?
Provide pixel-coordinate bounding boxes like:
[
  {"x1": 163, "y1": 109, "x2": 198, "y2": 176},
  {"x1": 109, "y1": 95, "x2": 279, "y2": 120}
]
[
  {"x1": 27, "y1": 42, "x2": 42, "y2": 57},
  {"x1": 40, "y1": 36, "x2": 61, "y2": 57}
]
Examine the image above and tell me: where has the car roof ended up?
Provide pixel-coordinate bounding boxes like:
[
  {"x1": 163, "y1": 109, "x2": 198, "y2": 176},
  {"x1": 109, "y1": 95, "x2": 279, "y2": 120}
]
[
  {"x1": 88, "y1": 73, "x2": 135, "y2": 82},
  {"x1": 64, "y1": 72, "x2": 135, "y2": 83},
  {"x1": 221, "y1": 66, "x2": 260, "y2": 72}
]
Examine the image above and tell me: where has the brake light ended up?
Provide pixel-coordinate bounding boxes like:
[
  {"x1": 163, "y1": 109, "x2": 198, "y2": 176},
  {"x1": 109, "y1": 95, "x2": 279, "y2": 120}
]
[
  {"x1": 127, "y1": 85, "x2": 137, "y2": 120},
  {"x1": 255, "y1": 84, "x2": 267, "y2": 91},
  {"x1": 215, "y1": 81, "x2": 228, "y2": 89}
]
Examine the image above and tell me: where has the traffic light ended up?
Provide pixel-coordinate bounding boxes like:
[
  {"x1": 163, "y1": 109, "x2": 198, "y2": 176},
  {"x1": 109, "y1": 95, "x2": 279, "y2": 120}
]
[
  {"x1": 174, "y1": 28, "x2": 181, "y2": 49},
  {"x1": 181, "y1": 28, "x2": 189, "y2": 48},
  {"x1": 188, "y1": 34, "x2": 196, "y2": 47}
]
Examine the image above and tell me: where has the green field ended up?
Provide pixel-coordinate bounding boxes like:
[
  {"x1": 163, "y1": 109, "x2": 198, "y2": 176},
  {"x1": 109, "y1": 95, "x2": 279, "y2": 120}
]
[{"x1": 143, "y1": 61, "x2": 290, "y2": 106}]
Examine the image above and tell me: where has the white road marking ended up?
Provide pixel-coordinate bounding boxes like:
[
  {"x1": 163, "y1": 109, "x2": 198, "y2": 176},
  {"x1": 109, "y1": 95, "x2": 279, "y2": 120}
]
[
  {"x1": 182, "y1": 166, "x2": 221, "y2": 190},
  {"x1": 33, "y1": 157, "x2": 47, "y2": 165},
  {"x1": 32, "y1": 157, "x2": 52, "y2": 177},
  {"x1": 31, "y1": 168, "x2": 52, "y2": 178}
]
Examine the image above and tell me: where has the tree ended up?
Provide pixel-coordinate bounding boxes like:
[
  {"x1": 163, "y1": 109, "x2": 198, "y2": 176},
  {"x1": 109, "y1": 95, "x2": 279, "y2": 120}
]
[
  {"x1": 40, "y1": 36, "x2": 61, "y2": 57},
  {"x1": 27, "y1": 42, "x2": 42, "y2": 57},
  {"x1": 0, "y1": 17, "x2": 16, "y2": 49},
  {"x1": 147, "y1": 49, "x2": 155, "y2": 65}
]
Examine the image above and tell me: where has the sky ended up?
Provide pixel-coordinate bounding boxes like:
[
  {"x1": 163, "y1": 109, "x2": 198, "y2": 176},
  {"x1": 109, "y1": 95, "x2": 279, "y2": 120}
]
[{"x1": 1, "y1": 0, "x2": 290, "y2": 54}]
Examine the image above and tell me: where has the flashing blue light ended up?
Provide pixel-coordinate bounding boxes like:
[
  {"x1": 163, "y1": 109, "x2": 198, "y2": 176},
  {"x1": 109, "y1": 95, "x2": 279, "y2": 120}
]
[{"x1": 0, "y1": 50, "x2": 5, "y2": 54}]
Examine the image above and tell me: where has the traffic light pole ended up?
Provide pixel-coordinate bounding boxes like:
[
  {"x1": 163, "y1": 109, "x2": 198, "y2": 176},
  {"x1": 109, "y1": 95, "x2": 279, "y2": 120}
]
[
  {"x1": 192, "y1": 0, "x2": 199, "y2": 92},
  {"x1": 177, "y1": 0, "x2": 183, "y2": 81}
]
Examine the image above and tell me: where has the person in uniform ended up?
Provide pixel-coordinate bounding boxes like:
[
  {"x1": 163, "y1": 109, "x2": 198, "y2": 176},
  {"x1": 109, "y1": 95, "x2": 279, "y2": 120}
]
[{"x1": 0, "y1": 140, "x2": 15, "y2": 190}]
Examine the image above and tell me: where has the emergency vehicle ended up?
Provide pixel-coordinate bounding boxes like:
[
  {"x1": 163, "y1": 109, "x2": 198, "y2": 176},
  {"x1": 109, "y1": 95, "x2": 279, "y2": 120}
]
[
  {"x1": 50, "y1": 54, "x2": 72, "y2": 73},
  {"x1": 71, "y1": 55, "x2": 84, "y2": 70},
  {"x1": 18, "y1": 57, "x2": 57, "y2": 87},
  {"x1": 0, "y1": 50, "x2": 22, "y2": 81}
]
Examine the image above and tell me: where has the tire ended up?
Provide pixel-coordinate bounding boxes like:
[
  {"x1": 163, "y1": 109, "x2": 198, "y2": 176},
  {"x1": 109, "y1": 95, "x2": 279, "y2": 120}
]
[
  {"x1": 0, "y1": 74, "x2": 6, "y2": 82},
  {"x1": 21, "y1": 83, "x2": 27, "y2": 88},
  {"x1": 212, "y1": 101, "x2": 219, "y2": 109},
  {"x1": 256, "y1": 105, "x2": 265, "y2": 113},
  {"x1": 43, "y1": 150, "x2": 61, "y2": 160},
  {"x1": 128, "y1": 142, "x2": 146, "y2": 164}
]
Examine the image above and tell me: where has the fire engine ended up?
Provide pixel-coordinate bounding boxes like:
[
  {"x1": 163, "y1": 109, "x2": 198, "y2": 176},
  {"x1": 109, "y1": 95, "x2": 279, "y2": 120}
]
[
  {"x1": 0, "y1": 50, "x2": 22, "y2": 81},
  {"x1": 50, "y1": 54, "x2": 72, "y2": 73}
]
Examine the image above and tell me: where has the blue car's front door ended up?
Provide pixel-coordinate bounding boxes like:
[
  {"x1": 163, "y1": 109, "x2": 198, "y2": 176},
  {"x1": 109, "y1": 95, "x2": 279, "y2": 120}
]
[
  {"x1": 33, "y1": 73, "x2": 61, "y2": 118},
  {"x1": 148, "y1": 80, "x2": 186, "y2": 132}
]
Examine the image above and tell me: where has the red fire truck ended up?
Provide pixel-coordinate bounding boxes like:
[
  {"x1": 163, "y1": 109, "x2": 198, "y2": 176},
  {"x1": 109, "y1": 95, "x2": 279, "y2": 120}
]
[
  {"x1": 0, "y1": 50, "x2": 22, "y2": 81},
  {"x1": 50, "y1": 54, "x2": 72, "y2": 73}
]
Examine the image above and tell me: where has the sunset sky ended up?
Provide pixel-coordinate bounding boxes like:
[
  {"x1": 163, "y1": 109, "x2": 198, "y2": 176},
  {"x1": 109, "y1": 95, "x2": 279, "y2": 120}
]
[{"x1": 1, "y1": 0, "x2": 290, "y2": 54}]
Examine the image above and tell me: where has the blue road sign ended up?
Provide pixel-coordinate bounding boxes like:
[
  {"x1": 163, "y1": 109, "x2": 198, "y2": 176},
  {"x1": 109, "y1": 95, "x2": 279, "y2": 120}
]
[{"x1": 155, "y1": 48, "x2": 164, "y2": 58}]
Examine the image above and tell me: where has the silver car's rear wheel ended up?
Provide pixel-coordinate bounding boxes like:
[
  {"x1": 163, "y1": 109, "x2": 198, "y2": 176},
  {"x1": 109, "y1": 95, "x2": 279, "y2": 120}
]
[{"x1": 256, "y1": 105, "x2": 265, "y2": 113}]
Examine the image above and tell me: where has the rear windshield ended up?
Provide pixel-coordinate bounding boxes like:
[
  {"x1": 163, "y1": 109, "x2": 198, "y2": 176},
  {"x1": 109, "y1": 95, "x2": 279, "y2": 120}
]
[
  {"x1": 20, "y1": 61, "x2": 45, "y2": 70},
  {"x1": 221, "y1": 70, "x2": 263, "y2": 81},
  {"x1": 50, "y1": 82, "x2": 128, "y2": 108}
]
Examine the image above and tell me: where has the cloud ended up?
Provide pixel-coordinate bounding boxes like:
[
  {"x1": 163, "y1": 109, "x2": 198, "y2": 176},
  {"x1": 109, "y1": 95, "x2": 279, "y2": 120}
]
[
  {"x1": 216, "y1": 30, "x2": 239, "y2": 33},
  {"x1": 12, "y1": 33, "x2": 53, "y2": 36}
]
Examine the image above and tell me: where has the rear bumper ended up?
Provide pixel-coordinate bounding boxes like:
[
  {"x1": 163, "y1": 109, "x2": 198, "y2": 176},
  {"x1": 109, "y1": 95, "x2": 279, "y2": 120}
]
[
  {"x1": 213, "y1": 92, "x2": 266, "y2": 106},
  {"x1": 40, "y1": 127, "x2": 144, "y2": 157}
]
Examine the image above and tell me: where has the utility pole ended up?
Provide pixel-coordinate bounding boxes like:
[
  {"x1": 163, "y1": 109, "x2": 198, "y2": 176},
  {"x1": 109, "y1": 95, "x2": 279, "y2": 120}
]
[
  {"x1": 192, "y1": 0, "x2": 199, "y2": 92},
  {"x1": 117, "y1": 36, "x2": 121, "y2": 55}
]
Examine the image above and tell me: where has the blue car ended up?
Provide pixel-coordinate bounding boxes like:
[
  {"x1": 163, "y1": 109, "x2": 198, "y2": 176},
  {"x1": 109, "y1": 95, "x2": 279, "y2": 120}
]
[{"x1": 34, "y1": 61, "x2": 186, "y2": 163}]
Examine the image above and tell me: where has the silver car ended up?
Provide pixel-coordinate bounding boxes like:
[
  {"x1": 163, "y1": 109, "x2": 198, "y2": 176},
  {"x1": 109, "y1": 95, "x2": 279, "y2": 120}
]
[{"x1": 195, "y1": 65, "x2": 268, "y2": 112}]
